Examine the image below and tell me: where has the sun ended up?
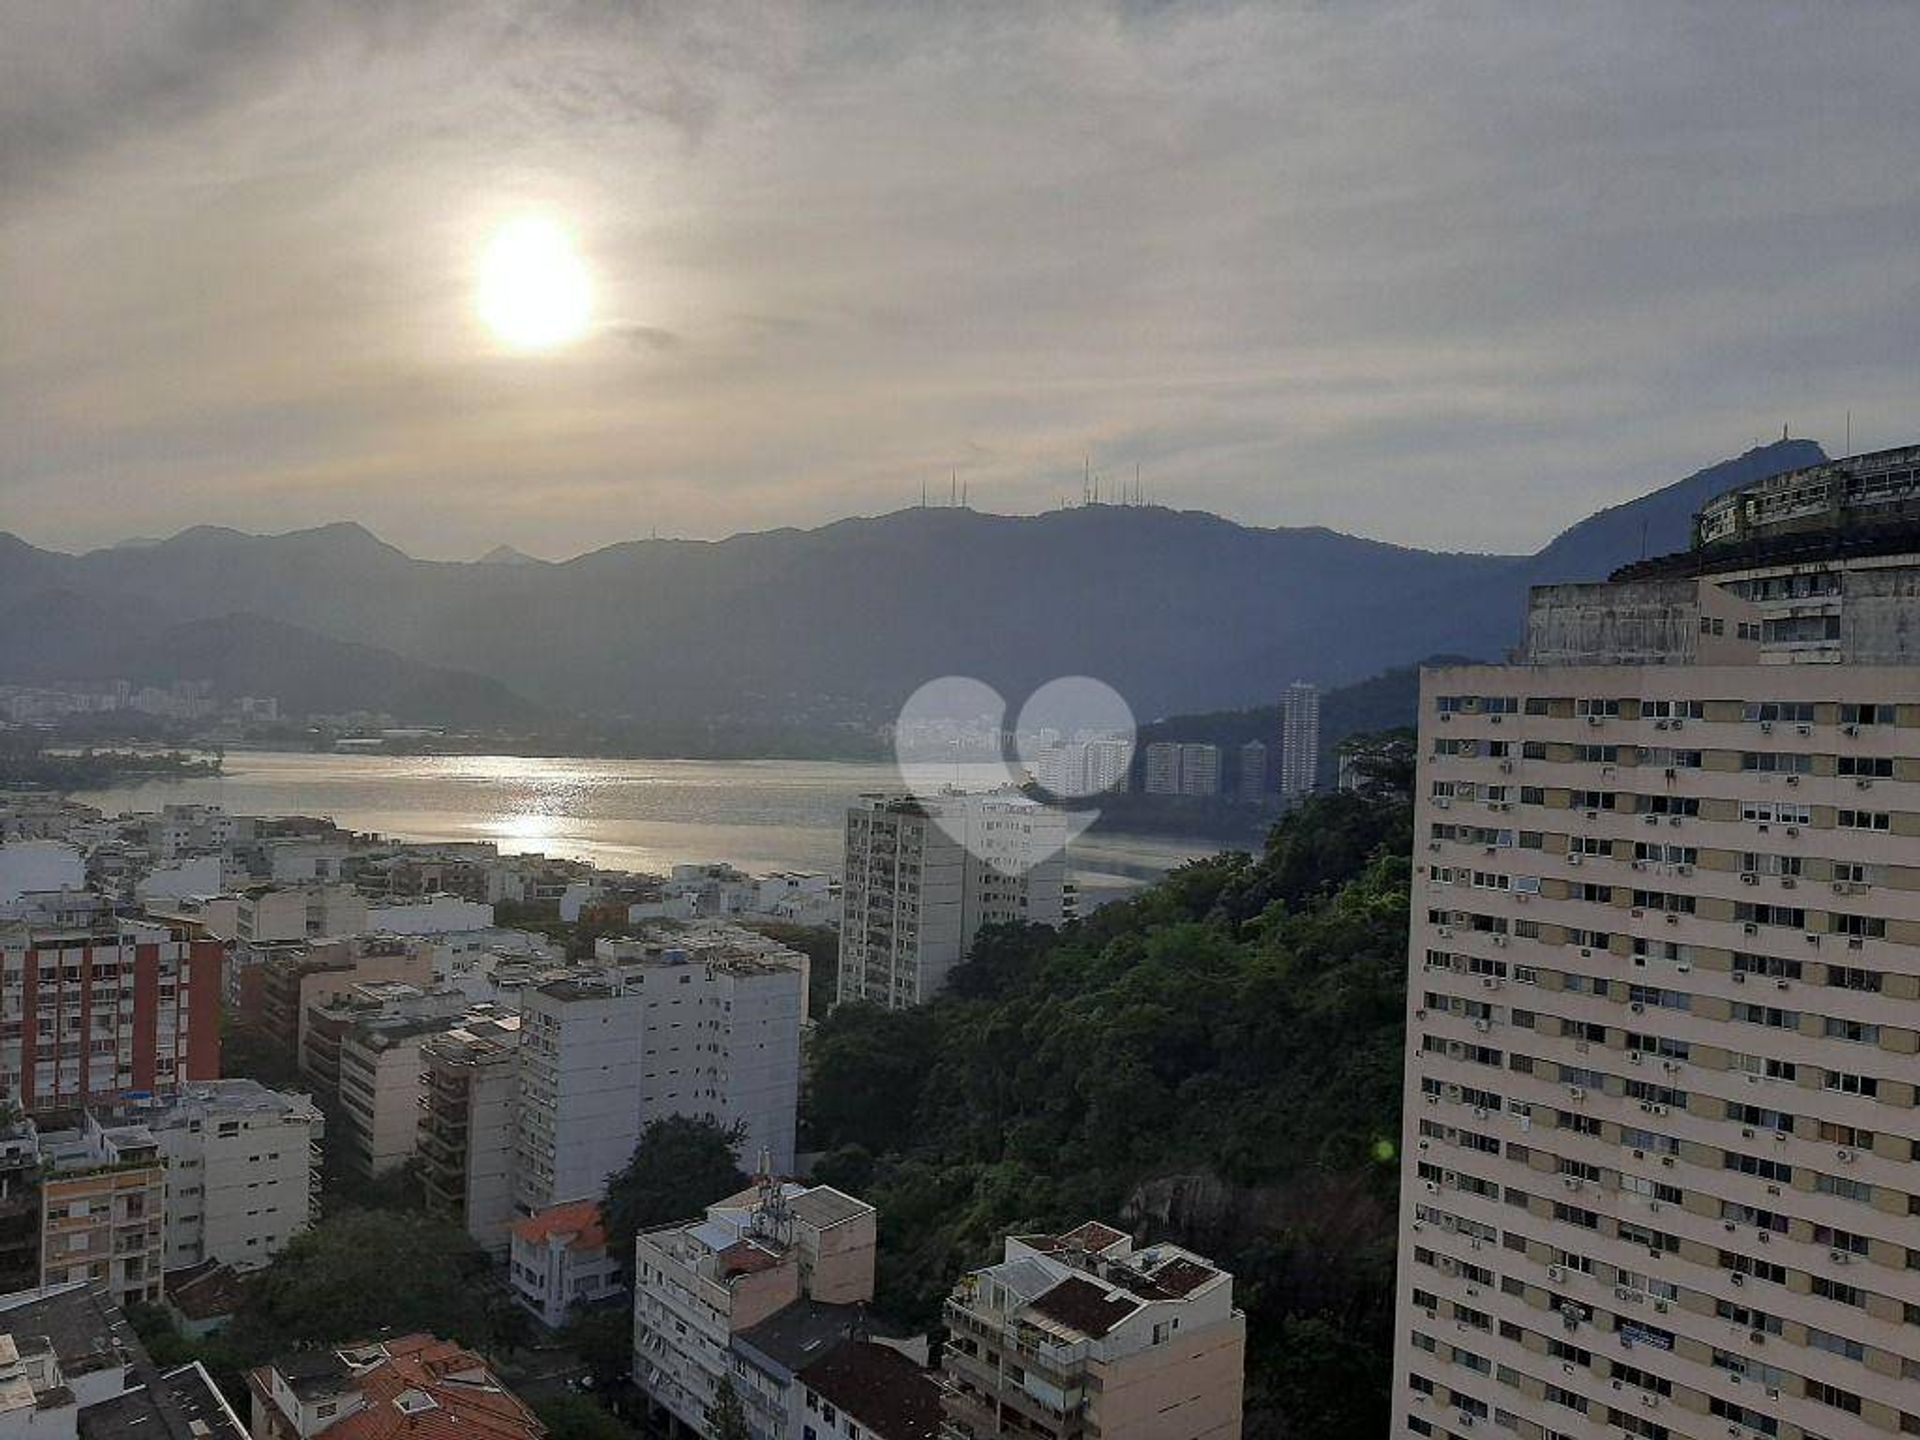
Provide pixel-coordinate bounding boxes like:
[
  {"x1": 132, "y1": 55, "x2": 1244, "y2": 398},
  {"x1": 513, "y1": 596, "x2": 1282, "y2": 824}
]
[{"x1": 476, "y1": 217, "x2": 591, "y2": 349}]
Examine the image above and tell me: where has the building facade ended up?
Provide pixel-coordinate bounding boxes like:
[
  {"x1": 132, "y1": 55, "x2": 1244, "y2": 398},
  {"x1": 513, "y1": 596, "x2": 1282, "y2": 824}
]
[
  {"x1": 1392, "y1": 451, "x2": 1920, "y2": 1440},
  {"x1": 37, "y1": 1117, "x2": 168, "y2": 1309},
  {"x1": 418, "y1": 1015, "x2": 522, "y2": 1254},
  {"x1": 633, "y1": 1179, "x2": 877, "y2": 1438},
  {"x1": 837, "y1": 795, "x2": 1066, "y2": 1010},
  {"x1": 1279, "y1": 681, "x2": 1320, "y2": 800},
  {"x1": 0, "y1": 922, "x2": 220, "y2": 1115},
  {"x1": 508, "y1": 1199, "x2": 622, "y2": 1329},
  {"x1": 941, "y1": 1221, "x2": 1245, "y2": 1440}
]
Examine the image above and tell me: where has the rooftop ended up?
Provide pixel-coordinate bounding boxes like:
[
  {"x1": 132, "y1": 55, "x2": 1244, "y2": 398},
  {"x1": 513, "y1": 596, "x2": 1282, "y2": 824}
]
[
  {"x1": 77, "y1": 1361, "x2": 248, "y2": 1440},
  {"x1": 800, "y1": 1343, "x2": 943, "y2": 1440},
  {"x1": 254, "y1": 1334, "x2": 544, "y2": 1440},
  {"x1": 736, "y1": 1300, "x2": 916, "y2": 1376},
  {"x1": 511, "y1": 1200, "x2": 607, "y2": 1253},
  {"x1": 0, "y1": 1281, "x2": 141, "y2": 1382}
]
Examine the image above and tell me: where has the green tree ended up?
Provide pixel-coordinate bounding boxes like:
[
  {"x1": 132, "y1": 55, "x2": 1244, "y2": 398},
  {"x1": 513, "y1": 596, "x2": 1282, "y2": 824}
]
[
  {"x1": 706, "y1": 1378, "x2": 751, "y2": 1440},
  {"x1": 534, "y1": 1394, "x2": 639, "y2": 1440},
  {"x1": 561, "y1": 1307, "x2": 635, "y2": 1390},
  {"x1": 229, "y1": 1209, "x2": 497, "y2": 1357},
  {"x1": 602, "y1": 1116, "x2": 747, "y2": 1281},
  {"x1": 802, "y1": 1003, "x2": 940, "y2": 1153}
]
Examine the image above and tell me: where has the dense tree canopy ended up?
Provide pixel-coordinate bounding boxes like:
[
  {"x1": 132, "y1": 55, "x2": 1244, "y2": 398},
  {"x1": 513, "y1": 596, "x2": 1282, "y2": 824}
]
[
  {"x1": 803, "y1": 785, "x2": 1413, "y2": 1440},
  {"x1": 228, "y1": 1208, "x2": 499, "y2": 1356},
  {"x1": 603, "y1": 1115, "x2": 748, "y2": 1281}
]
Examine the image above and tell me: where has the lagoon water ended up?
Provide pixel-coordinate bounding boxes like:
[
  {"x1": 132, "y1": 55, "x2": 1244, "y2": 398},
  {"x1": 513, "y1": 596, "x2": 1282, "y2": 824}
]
[{"x1": 71, "y1": 750, "x2": 1211, "y2": 894}]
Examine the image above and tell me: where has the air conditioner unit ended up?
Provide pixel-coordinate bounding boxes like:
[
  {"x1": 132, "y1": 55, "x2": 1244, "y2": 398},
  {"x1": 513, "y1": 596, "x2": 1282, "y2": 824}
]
[
  {"x1": 1759, "y1": 720, "x2": 1773, "y2": 733},
  {"x1": 1654, "y1": 719, "x2": 1670, "y2": 731},
  {"x1": 1741, "y1": 872, "x2": 1758, "y2": 885},
  {"x1": 1588, "y1": 715, "x2": 1603, "y2": 727},
  {"x1": 1785, "y1": 825, "x2": 1799, "y2": 837},
  {"x1": 1474, "y1": 1018, "x2": 1491, "y2": 1033},
  {"x1": 1849, "y1": 936, "x2": 1865, "y2": 950},
  {"x1": 1493, "y1": 935, "x2": 1509, "y2": 947},
  {"x1": 1548, "y1": 1265, "x2": 1564, "y2": 1280},
  {"x1": 1483, "y1": 976, "x2": 1501, "y2": 990},
  {"x1": 1831, "y1": 1250, "x2": 1851, "y2": 1264},
  {"x1": 1796, "y1": 723, "x2": 1811, "y2": 736},
  {"x1": 1665, "y1": 768, "x2": 1677, "y2": 780},
  {"x1": 1630, "y1": 1001, "x2": 1645, "y2": 1014},
  {"x1": 1628, "y1": 1050, "x2": 1643, "y2": 1066},
  {"x1": 1670, "y1": 719, "x2": 1684, "y2": 731},
  {"x1": 1568, "y1": 853, "x2": 1583, "y2": 866},
  {"x1": 1669, "y1": 817, "x2": 1683, "y2": 827},
  {"x1": 1434, "y1": 797, "x2": 1451, "y2": 809},
  {"x1": 1843, "y1": 723, "x2": 1858, "y2": 736},
  {"x1": 1660, "y1": 1156, "x2": 1676, "y2": 1169},
  {"x1": 1743, "y1": 922, "x2": 1759, "y2": 935},
  {"x1": 1730, "y1": 1271, "x2": 1745, "y2": 1287},
  {"x1": 1856, "y1": 777, "x2": 1873, "y2": 789},
  {"x1": 1642, "y1": 814, "x2": 1659, "y2": 827},
  {"x1": 1732, "y1": 970, "x2": 1747, "y2": 984},
  {"x1": 1499, "y1": 760, "x2": 1514, "y2": 773},
  {"x1": 1568, "y1": 1086, "x2": 1587, "y2": 1100},
  {"x1": 1837, "y1": 1149, "x2": 1854, "y2": 1164},
  {"x1": 1676, "y1": 961, "x2": 1691, "y2": 972},
  {"x1": 1780, "y1": 876, "x2": 1796, "y2": 889},
  {"x1": 1653, "y1": 1299, "x2": 1670, "y2": 1313}
]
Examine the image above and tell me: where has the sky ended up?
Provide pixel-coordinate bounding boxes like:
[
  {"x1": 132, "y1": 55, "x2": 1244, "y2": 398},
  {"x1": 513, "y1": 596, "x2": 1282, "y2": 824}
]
[{"x1": 4, "y1": 1, "x2": 1917, "y2": 561}]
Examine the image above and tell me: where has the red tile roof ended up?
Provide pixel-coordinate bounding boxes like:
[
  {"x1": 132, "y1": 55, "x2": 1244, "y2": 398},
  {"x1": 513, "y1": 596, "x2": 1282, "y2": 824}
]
[
  {"x1": 511, "y1": 1199, "x2": 607, "y2": 1253},
  {"x1": 261, "y1": 1335, "x2": 545, "y2": 1440}
]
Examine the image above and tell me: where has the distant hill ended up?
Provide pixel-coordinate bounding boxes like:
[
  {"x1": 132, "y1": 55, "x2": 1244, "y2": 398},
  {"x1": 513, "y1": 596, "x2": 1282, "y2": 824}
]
[{"x1": 0, "y1": 439, "x2": 1823, "y2": 729}]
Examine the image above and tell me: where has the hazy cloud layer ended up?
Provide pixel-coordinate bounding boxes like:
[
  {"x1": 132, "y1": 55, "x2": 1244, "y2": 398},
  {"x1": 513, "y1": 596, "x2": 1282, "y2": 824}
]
[{"x1": 3, "y1": 1, "x2": 1917, "y2": 559}]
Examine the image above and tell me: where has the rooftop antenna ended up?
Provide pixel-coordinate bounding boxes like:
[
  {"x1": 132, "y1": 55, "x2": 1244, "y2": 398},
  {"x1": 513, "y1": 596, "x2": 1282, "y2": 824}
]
[
  {"x1": 950, "y1": 471, "x2": 957, "y2": 506},
  {"x1": 920, "y1": 478, "x2": 927, "y2": 508},
  {"x1": 962, "y1": 478, "x2": 969, "y2": 508},
  {"x1": 1845, "y1": 410, "x2": 1852, "y2": 455}
]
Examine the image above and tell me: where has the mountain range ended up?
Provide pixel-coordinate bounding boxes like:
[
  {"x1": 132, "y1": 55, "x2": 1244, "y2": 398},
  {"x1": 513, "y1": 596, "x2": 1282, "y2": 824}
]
[{"x1": 0, "y1": 439, "x2": 1825, "y2": 734}]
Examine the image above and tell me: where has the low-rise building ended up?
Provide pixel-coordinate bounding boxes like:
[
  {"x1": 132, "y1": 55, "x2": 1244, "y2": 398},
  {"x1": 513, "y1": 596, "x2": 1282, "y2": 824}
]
[
  {"x1": 0, "y1": 1280, "x2": 147, "y2": 1433},
  {"x1": 364, "y1": 895, "x2": 496, "y2": 936},
  {"x1": 247, "y1": 1333, "x2": 544, "y2": 1440},
  {"x1": 633, "y1": 1179, "x2": 877, "y2": 1436},
  {"x1": 942, "y1": 1222, "x2": 1245, "y2": 1440},
  {"x1": 508, "y1": 1199, "x2": 622, "y2": 1330}
]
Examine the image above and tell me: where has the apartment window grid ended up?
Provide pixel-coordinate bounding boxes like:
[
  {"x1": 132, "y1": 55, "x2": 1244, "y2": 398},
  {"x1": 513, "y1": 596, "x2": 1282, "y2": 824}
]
[{"x1": 1398, "y1": 675, "x2": 1920, "y2": 1440}]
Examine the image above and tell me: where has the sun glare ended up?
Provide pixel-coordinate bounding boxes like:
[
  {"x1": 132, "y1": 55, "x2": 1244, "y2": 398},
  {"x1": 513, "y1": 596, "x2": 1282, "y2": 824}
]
[{"x1": 476, "y1": 216, "x2": 591, "y2": 350}]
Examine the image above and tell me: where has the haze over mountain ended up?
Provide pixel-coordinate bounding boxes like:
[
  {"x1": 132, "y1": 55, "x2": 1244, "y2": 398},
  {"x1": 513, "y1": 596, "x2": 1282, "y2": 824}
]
[{"x1": 0, "y1": 440, "x2": 1824, "y2": 730}]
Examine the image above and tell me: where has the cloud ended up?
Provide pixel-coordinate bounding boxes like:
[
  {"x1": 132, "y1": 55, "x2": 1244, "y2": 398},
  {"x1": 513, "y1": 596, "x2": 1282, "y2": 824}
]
[{"x1": 2, "y1": 1, "x2": 1917, "y2": 560}]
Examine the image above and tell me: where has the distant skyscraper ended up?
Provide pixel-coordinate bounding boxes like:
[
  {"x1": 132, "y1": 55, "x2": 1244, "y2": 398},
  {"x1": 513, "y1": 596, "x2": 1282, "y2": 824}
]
[
  {"x1": 1178, "y1": 743, "x2": 1221, "y2": 796},
  {"x1": 837, "y1": 793, "x2": 1066, "y2": 1009},
  {"x1": 1143, "y1": 742, "x2": 1183, "y2": 795},
  {"x1": 1279, "y1": 681, "x2": 1320, "y2": 800},
  {"x1": 1238, "y1": 739, "x2": 1269, "y2": 800}
]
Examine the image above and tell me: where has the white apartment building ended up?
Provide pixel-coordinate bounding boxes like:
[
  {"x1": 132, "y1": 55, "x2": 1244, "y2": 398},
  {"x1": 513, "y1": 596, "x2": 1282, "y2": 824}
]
[
  {"x1": 234, "y1": 884, "x2": 368, "y2": 944},
  {"x1": 1393, "y1": 446, "x2": 1920, "y2": 1440},
  {"x1": 514, "y1": 978, "x2": 645, "y2": 1214},
  {"x1": 1142, "y1": 743, "x2": 1183, "y2": 796},
  {"x1": 139, "y1": 1080, "x2": 323, "y2": 1272},
  {"x1": 1279, "y1": 681, "x2": 1320, "y2": 800},
  {"x1": 596, "y1": 928, "x2": 806, "y2": 1175},
  {"x1": 837, "y1": 793, "x2": 1066, "y2": 1010},
  {"x1": 513, "y1": 926, "x2": 808, "y2": 1213},
  {"x1": 633, "y1": 1179, "x2": 877, "y2": 1436},
  {"x1": 334, "y1": 1004, "x2": 492, "y2": 1178}
]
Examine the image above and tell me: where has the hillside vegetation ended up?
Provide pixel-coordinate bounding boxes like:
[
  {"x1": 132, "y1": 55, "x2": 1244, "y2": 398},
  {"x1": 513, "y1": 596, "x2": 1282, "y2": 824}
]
[{"x1": 805, "y1": 787, "x2": 1415, "y2": 1439}]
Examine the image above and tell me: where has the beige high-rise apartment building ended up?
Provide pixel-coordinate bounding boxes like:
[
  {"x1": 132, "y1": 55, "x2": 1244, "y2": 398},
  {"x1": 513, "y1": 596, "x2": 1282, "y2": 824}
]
[{"x1": 1392, "y1": 445, "x2": 1920, "y2": 1440}]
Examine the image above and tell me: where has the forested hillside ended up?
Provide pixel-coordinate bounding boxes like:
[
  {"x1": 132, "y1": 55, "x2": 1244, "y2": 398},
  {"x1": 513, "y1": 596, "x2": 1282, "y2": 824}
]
[{"x1": 805, "y1": 786, "x2": 1415, "y2": 1438}]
